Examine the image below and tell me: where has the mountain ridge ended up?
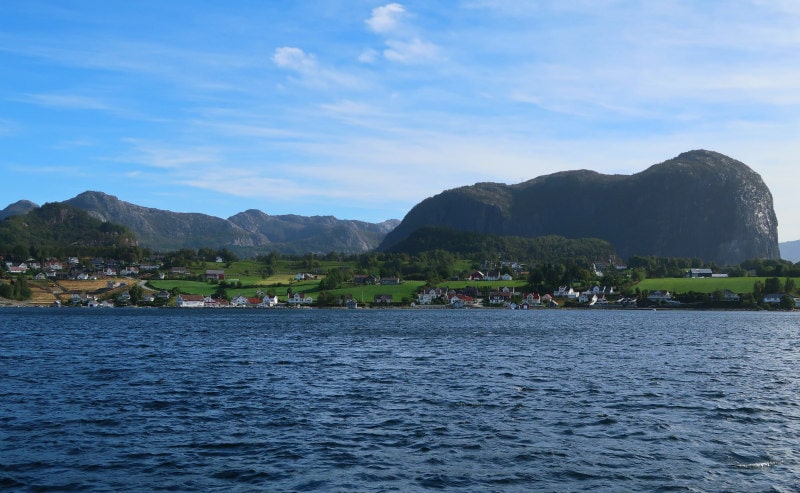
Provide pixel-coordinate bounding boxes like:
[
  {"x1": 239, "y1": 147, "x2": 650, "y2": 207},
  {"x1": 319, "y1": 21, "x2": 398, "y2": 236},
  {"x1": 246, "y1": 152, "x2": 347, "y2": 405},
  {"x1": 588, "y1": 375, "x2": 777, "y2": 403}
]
[
  {"x1": 1, "y1": 150, "x2": 791, "y2": 261},
  {"x1": 0, "y1": 192, "x2": 399, "y2": 255}
]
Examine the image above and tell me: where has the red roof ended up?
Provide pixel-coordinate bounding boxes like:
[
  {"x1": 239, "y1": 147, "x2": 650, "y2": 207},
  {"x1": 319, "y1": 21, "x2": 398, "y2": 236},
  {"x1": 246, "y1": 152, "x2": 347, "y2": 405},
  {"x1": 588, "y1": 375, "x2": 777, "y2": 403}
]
[{"x1": 179, "y1": 294, "x2": 205, "y2": 302}]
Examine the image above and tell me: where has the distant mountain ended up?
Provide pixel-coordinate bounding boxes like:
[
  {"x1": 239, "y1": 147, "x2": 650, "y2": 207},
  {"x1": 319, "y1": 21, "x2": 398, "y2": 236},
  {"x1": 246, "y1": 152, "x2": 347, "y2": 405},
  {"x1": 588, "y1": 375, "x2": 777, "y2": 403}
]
[
  {"x1": 228, "y1": 209, "x2": 396, "y2": 255},
  {"x1": 780, "y1": 240, "x2": 800, "y2": 263},
  {"x1": 57, "y1": 191, "x2": 399, "y2": 255},
  {"x1": 0, "y1": 202, "x2": 137, "y2": 254},
  {"x1": 379, "y1": 150, "x2": 780, "y2": 265},
  {"x1": 0, "y1": 200, "x2": 38, "y2": 221}
]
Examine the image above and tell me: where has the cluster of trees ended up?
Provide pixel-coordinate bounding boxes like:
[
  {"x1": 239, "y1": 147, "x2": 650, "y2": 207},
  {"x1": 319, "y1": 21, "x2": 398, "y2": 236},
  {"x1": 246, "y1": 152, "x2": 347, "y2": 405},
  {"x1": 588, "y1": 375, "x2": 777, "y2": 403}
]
[
  {"x1": 627, "y1": 256, "x2": 713, "y2": 279},
  {"x1": 740, "y1": 258, "x2": 800, "y2": 277},
  {"x1": 160, "y1": 248, "x2": 239, "y2": 269},
  {"x1": 0, "y1": 203, "x2": 144, "y2": 263},
  {"x1": 754, "y1": 276, "x2": 796, "y2": 295},
  {"x1": 0, "y1": 276, "x2": 31, "y2": 301},
  {"x1": 386, "y1": 226, "x2": 616, "y2": 262}
]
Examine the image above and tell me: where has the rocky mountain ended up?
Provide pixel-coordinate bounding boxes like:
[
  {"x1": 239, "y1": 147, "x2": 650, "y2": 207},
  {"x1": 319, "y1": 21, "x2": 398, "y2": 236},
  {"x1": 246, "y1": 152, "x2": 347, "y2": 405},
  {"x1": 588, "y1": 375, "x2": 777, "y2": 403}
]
[
  {"x1": 379, "y1": 150, "x2": 780, "y2": 265},
  {"x1": 0, "y1": 200, "x2": 38, "y2": 221},
  {"x1": 228, "y1": 209, "x2": 396, "y2": 255},
  {"x1": 780, "y1": 240, "x2": 800, "y2": 263},
  {"x1": 51, "y1": 191, "x2": 399, "y2": 255}
]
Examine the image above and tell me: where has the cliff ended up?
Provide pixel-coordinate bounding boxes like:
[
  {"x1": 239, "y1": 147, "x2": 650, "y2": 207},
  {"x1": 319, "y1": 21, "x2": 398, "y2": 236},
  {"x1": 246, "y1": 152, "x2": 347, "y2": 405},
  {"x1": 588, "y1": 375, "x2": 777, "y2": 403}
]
[{"x1": 379, "y1": 150, "x2": 780, "y2": 264}]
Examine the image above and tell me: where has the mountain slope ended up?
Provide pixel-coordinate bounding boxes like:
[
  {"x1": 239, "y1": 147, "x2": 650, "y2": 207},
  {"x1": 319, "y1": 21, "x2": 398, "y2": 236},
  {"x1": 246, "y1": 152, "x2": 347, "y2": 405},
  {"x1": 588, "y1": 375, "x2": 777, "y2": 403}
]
[
  {"x1": 0, "y1": 202, "x2": 137, "y2": 252},
  {"x1": 380, "y1": 150, "x2": 779, "y2": 264},
  {"x1": 228, "y1": 209, "x2": 398, "y2": 254},
  {"x1": 0, "y1": 200, "x2": 38, "y2": 221},
  {"x1": 780, "y1": 240, "x2": 800, "y2": 263},
  {"x1": 61, "y1": 191, "x2": 397, "y2": 254}
]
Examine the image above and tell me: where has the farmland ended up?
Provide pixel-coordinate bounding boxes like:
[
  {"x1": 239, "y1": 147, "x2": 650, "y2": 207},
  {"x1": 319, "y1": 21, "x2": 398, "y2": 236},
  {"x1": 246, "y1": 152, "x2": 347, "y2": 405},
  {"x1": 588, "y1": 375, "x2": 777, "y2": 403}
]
[{"x1": 634, "y1": 277, "x2": 800, "y2": 294}]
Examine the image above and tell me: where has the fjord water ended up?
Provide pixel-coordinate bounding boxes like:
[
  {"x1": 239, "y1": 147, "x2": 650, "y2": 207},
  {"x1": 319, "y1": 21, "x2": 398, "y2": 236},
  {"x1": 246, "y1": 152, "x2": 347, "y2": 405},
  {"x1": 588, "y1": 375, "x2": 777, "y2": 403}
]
[{"x1": 1, "y1": 308, "x2": 798, "y2": 492}]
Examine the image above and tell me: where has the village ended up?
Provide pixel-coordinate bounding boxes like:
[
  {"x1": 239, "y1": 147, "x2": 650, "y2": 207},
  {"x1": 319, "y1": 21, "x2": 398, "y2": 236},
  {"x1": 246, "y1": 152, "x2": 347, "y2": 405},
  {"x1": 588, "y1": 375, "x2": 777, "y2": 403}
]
[{"x1": 3, "y1": 253, "x2": 798, "y2": 310}]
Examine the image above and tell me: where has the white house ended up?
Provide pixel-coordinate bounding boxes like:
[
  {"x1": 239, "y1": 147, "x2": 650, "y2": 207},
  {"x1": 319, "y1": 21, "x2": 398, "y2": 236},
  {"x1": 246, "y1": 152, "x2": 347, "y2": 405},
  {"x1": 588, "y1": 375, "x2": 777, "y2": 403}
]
[
  {"x1": 261, "y1": 295, "x2": 280, "y2": 307},
  {"x1": 521, "y1": 293, "x2": 541, "y2": 306},
  {"x1": 287, "y1": 292, "x2": 313, "y2": 306},
  {"x1": 417, "y1": 288, "x2": 444, "y2": 305},
  {"x1": 763, "y1": 293, "x2": 783, "y2": 304},
  {"x1": 230, "y1": 295, "x2": 249, "y2": 307},
  {"x1": 648, "y1": 290, "x2": 672, "y2": 302},
  {"x1": 177, "y1": 294, "x2": 206, "y2": 308},
  {"x1": 554, "y1": 286, "x2": 578, "y2": 299},
  {"x1": 489, "y1": 291, "x2": 512, "y2": 305},
  {"x1": 721, "y1": 289, "x2": 741, "y2": 302},
  {"x1": 117, "y1": 291, "x2": 132, "y2": 305}
]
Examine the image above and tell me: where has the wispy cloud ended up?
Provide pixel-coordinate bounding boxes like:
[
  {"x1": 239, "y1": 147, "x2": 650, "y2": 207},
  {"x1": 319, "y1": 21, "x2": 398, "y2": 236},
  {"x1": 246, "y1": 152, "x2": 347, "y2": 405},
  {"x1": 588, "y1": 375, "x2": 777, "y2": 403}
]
[
  {"x1": 272, "y1": 46, "x2": 365, "y2": 89},
  {"x1": 18, "y1": 93, "x2": 117, "y2": 112},
  {"x1": 383, "y1": 38, "x2": 441, "y2": 64},
  {"x1": 124, "y1": 139, "x2": 221, "y2": 170}
]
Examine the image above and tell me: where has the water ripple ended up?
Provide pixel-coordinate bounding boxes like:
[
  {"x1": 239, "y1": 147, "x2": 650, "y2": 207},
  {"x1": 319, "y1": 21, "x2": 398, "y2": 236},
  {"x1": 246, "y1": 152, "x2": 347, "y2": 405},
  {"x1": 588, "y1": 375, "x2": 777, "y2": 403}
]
[{"x1": 1, "y1": 308, "x2": 798, "y2": 491}]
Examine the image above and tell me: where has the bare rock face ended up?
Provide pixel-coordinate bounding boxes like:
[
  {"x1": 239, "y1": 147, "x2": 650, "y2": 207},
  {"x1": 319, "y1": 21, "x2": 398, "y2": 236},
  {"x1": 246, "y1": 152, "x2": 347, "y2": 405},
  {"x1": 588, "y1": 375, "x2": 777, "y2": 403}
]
[{"x1": 380, "y1": 150, "x2": 780, "y2": 264}]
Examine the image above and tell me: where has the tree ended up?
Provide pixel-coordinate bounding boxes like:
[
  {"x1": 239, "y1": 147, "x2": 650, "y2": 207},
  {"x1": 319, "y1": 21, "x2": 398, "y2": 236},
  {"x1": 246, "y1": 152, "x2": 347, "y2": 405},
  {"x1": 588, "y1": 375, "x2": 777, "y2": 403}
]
[
  {"x1": 319, "y1": 268, "x2": 347, "y2": 290},
  {"x1": 779, "y1": 294, "x2": 796, "y2": 310},
  {"x1": 764, "y1": 277, "x2": 782, "y2": 294},
  {"x1": 128, "y1": 284, "x2": 143, "y2": 304},
  {"x1": 7, "y1": 276, "x2": 32, "y2": 300},
  {"x1": 752, "y1": 280, "x2": 765, "y2": 301},
  {"x1": 11, "y1": 244, "x2": 29, "y2": 261},
  {"x1": 214, "y1": 281, "x2": 229, "y2": 300}
]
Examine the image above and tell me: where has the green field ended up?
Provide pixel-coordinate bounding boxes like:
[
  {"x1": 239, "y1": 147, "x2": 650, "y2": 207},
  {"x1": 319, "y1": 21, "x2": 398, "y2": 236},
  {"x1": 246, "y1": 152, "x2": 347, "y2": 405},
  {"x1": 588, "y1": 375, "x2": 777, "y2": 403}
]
[
  {"x1": 634, "y1": 277, "x2": 800, "y2": 294},
  {"x1": 147, "y1": 278, "x2": 322, "y2": 297},
  {"x1": 146, "y1": 261, "x2": 531, "y2": 304}
]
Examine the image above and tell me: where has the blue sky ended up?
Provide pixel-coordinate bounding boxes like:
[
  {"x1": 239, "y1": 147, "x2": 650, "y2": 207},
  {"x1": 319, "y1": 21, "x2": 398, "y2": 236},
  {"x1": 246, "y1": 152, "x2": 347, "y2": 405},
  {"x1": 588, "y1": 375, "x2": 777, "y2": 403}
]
[{"x1": 2, "y1": 1, "x2": 800, "y2": 241}]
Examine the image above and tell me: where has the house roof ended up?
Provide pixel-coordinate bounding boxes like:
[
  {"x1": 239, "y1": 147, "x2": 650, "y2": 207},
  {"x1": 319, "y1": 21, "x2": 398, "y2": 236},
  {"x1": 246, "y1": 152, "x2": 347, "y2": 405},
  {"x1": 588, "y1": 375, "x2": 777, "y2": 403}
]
[{"x1": 179, "y1": 294, "x2": 205, "y2": 302}]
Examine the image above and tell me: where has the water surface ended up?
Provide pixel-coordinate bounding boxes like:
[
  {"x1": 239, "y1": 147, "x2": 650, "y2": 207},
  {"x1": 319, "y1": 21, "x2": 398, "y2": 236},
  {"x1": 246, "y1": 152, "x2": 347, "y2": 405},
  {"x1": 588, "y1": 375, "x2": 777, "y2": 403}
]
[{"x1": 1, "y1": 308, "x2": 798, "y2": 491}]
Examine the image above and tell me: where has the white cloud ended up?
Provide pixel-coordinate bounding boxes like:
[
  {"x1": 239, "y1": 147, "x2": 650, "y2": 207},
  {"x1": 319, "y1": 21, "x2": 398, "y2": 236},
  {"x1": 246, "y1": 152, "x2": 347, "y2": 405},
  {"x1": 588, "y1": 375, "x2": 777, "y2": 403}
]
[
  {"x1": 383, "y1": 38, "x2": 441, "y2": 64},
  {"x1": 362, "y1": 4, "x2": 441, "y2": 65},
  {"x1": 366, "y1": 3, "x2": 406, "y2": 34},
  {"x1": 272, "y1": 46, "x2": 317, "y2": 72},
  {"x1": 358, "y1": 48, "x2": 379, "y2": 64}
]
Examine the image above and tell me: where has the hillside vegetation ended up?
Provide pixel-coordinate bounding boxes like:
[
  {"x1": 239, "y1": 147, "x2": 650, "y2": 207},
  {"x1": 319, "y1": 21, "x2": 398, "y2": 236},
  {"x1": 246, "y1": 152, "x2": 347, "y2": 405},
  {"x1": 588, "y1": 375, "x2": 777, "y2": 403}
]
[{"x1": 0, "y1": 203, "x2": 138, "y2": 258}]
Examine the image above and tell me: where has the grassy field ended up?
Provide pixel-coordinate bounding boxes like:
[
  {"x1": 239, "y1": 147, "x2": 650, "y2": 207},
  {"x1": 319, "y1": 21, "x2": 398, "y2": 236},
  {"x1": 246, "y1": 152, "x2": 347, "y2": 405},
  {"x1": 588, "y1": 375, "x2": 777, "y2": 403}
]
[
  {"x1": 634, "y1": 277, "x2": 800, "y2": 294},
  {"x1": 146, "y1": 272, "x2": 530, "y2": 304}
]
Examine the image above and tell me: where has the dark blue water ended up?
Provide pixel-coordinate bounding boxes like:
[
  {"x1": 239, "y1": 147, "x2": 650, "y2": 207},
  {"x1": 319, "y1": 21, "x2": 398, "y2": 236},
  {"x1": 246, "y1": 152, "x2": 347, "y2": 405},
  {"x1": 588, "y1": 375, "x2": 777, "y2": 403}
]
[{"x1": 1, "y1": 308, "x2": 799, "y2": 492}]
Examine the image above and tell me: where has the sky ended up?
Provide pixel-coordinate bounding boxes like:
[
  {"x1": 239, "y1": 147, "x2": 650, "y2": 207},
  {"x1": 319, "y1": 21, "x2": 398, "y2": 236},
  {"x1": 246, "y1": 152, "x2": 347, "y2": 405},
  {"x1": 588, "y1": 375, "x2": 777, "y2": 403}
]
[{"x1": 2, "y1": 1, "x2": 800, "y2": 241}]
